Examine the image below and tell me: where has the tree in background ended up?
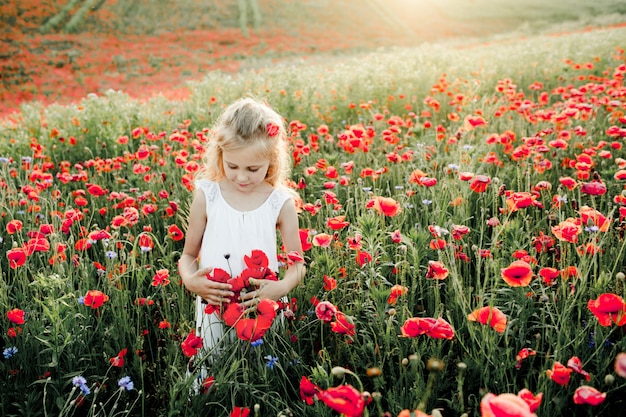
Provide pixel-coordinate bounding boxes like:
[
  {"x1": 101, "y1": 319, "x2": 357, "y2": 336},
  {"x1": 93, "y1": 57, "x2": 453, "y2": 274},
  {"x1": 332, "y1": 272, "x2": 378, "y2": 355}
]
[{"x1": 237, "y1": 0, "x2": 262, "y2": 37}]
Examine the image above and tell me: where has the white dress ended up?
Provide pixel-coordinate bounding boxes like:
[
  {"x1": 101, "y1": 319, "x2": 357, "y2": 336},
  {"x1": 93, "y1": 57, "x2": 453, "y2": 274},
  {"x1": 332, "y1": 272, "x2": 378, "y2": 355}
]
[{"x1": 193, "y1": 179, "x2": 291, "y2": 353}]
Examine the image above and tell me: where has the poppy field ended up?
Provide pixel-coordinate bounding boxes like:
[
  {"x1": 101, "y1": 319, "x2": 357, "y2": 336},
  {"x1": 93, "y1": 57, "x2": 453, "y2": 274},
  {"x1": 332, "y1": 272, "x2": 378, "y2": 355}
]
[{"x1": 2, "y1": 17, "x2": 626, "y2": 417}]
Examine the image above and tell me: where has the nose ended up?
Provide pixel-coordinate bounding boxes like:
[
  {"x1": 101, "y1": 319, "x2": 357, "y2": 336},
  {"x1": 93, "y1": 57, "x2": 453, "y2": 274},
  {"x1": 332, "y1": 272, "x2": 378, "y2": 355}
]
[{"x1": 236, "y1": 171, "x2": 248, "y2": 182}]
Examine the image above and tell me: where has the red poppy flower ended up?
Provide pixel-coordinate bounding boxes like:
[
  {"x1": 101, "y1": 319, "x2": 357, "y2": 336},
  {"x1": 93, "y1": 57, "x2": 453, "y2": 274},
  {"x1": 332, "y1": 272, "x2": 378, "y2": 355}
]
[
  {"x1": 323, "y1": 275, "x2": 337, "y2": 291},
  {"x1": 468, "y1": 306, "x2": 507, "y2": 333},
  {"x1": 573, "y1": 386, "x2": 606, "y2": 406},
  {"x1": 24, "y1": 237, "x2": 50, "y2": 254},
  {"x1": 168, "y1": 224, "x2": 184, "y2": 241},
  {"x1": 222, "y1": 302, "x2": 244, "y2": 326},
  {"x1": 579, "y1": 206, "x2": 610, "y2": 232},
  {"x1": 551, "y1": 218, "x2": 581, "y2": 243},
  {"x1": 313, "y1": 233, "x2": 333, "y2": 248},
  {"x1": 587, "y1": 293, "x2": 626, "y2": 326},
  {"x1": 138, "y1": 234, "x2": 154, "y2": 251},
  {"x1": 387, "y1": 284, "x2": 408, "y2": 305},
  {"x1": 469, "y1": 175, "x2": 491, "y2": 193},
  {"x1": 330, "y1": 312, "x2": 355, "y2": 336},
  {"x1": 315, "y1": 301, "x2": 337, "y2": 323},
  {"x1": 429, "y1": 239, "x2": 446, "y2": 250},
  {"x1": 567, "y1": 356, "x2": 591, "y2": 381},
  {"x1": 426, "y1": 260, "x2": 449, "y2": 280},
  {"x1": 546, "y1": 361, "x2": 572, "y2": 386},
  {"x1": 355, "y1": 250, "x2": 372, "y2": 267},
  {"x1": 83, "y1": 290, "x2": 109, "y2": 309},
  {"x1": 244, "y1": 249, "x2": 269, "y2": 269},
  {"x1": 266, "y1": 122, "x2": 280, "y2": 137},
  {"x1": 480, "y1": 393, "x2": 536, "y2": 417},
  {"x1": 6, "y1": 219, "x2": 22, "y2": 234},
  {"x1": 327, "y1": 216, "x2": 350, "y2": 230},
  {"x1": 300, "y1": 376, "x2": 321, "y2": 405},
  {"x1": 409, "y1": 169, "x2": 427, "y2": 183},
  {"x1": 317, "y1": 384, "x2": 365, "y2": 417},
  {"x1": 400, "y1": 317, "x2": 454, "y2": 339},
  {"x1": 505, "y1": 192, "x2": 537, "y2": 212},
  {"x1": 368, "y1": 196, "x2": 402, "y2": 217},
  {"x1": 517, "y1": 389, "x2": 542, "y2": 413},
  {"x1": 580, "y1": 181, "x2": 607, "y2": 195},
  {"x1": 88, "y1": 229, "x2": 112, "y2": 241},
  {"x1": 110, "y1": 348, "x2": 128, "y2": 367},
  {"x1": 230, "y1": 406, "x2": 250, "y2": 417},
  {"x1": 299, "y1": 229, "x2": 312, "y2": 251},
  {"x1": 286, "y1": 250, "x2": 305, "y2": 264},
  {"x1": 532, "y1": 232, "x2": 555, "y2": 253},
  {"x1": 451, "y1": 225, "x2": 470, "y2": 240},
  {"x1": 538, "y1": 267, "x2": 559, "y2": 286},
  {"x1": 515, "y1": 348, "x2": 536, "y2": 369},
  {"x1": 7, "y1": 308, "x2": 25, "y2": 325},
  {"x1": 181, "y1": 330, "x2": 203, "y2": 357},
  {"x1": 501, "y1": 260, "x2": 533, "y2": 287},
  {"x1": 151, "y1": 269, "x2": 170, "y2": 287}
]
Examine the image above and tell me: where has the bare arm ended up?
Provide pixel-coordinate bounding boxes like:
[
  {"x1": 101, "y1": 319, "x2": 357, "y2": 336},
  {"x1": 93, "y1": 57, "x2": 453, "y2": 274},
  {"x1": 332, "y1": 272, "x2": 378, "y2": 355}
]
[{"x1": 178, "y1": 191, "x2": 234, "y2": 305}]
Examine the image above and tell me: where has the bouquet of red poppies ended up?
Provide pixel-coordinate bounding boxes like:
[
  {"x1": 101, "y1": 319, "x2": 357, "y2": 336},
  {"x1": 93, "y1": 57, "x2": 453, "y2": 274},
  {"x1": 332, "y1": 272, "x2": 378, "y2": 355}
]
[{"x1": 204, "y1": 249, "x2": 280, "y2": 342}]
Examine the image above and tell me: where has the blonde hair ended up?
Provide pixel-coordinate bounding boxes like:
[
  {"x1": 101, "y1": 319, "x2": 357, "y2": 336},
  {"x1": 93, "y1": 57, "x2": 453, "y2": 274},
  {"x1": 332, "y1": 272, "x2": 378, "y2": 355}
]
[{"x1": 198, "y1": 97, "x2": 292, "y2": 190}]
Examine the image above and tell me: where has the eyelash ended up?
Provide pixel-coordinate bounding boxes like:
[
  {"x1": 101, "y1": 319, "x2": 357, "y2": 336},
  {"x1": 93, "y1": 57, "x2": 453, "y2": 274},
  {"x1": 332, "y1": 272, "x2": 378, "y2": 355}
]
[{"x1": 228, "y1": 165, "x2": 258, "y2": 172}]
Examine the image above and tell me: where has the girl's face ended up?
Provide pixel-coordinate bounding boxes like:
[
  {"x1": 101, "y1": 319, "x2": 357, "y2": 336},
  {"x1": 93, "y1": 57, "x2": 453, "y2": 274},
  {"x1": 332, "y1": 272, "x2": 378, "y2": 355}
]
[{"x1": 221, "y1": 146, "x2": 271, "y2": 193}]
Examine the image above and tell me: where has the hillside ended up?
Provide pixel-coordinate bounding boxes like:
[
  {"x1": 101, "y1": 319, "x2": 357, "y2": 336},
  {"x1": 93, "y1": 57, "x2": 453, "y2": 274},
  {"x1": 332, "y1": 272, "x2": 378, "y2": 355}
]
[{"x1": 1, "y1": 0, "x2": 625, "y2": 118}]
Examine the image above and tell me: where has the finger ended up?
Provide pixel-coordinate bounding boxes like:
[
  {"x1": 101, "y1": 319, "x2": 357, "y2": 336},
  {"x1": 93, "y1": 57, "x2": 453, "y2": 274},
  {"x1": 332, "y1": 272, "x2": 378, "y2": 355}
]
[{"x1": 199, "y1": 267, "x2": 213, "y2": 276}]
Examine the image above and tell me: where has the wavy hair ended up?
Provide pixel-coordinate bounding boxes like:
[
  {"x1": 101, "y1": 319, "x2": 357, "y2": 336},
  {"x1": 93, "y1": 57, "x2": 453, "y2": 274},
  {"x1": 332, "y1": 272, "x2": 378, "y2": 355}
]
[{"x1": 198, "y1": 97, "x2": 292, "y2": 192}]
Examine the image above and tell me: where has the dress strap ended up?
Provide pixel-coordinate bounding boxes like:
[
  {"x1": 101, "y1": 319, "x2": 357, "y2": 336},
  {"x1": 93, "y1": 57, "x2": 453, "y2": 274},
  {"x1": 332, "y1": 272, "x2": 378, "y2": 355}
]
[
  {"x1": 268, "y1": 188, "x2": 292, "y2": 216},
  {"x1": 194, "y1": 179, "x2": 217, "y2": 203}
]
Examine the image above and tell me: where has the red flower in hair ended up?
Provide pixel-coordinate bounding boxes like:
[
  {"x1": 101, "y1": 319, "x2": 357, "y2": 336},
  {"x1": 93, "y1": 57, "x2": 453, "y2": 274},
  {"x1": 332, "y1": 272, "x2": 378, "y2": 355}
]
[{"x1": 266, "y1": 123, "x2": 280, "y2": 137}]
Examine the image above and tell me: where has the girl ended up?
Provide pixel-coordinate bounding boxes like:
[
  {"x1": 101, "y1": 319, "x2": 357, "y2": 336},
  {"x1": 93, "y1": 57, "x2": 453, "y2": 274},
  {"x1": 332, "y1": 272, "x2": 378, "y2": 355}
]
[{"x1": 178, "y1": 97, "x2": 306, "y2": 376}]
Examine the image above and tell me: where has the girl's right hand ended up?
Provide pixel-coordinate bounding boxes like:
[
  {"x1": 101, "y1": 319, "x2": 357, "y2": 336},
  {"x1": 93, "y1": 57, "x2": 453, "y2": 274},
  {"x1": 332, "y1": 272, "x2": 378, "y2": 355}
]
[{"x1": 185, "y1": 267, "x2": 234, "y2": 305}]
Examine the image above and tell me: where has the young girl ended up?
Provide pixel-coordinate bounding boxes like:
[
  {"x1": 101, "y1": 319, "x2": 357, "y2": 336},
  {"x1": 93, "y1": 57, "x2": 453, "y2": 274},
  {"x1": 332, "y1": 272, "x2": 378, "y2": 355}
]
[{"x1": 178, "y1": 97, "x2": 306, "y2": 380}]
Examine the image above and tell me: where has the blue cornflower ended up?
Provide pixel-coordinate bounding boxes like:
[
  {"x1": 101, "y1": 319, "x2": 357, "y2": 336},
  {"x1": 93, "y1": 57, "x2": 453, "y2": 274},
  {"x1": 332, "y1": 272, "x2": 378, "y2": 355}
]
[
  {"x1": 447, "y1": 163, "x2": 459, "y2": 171},
  {"x1": 584, "y1": 225, "x2": 599, "y2": 233},
  {"x1": 0, "y1": 157, "x2": 10, "y2": 163},
  {"x1": 3, "y1": 346, "x2": 18, "y2": 359},
  {"x1": 251, "y1": 339, "x2": 264, "y2": 348},
  {"x1": 264, "y1": 355, "x2": 278, "y2": 370},
  {"x1": 106, "y1": 251, "x2": 117, "y2": 259},
  {"x1": 118, "y1": 376, "x2": 134, "y2": 391},
  {"x1": 422, "y1": 199, "x2": 432, "y2": 205},
  {"x1": 72, "y1": 375, "x2": 91, "y2": 395},
  {"x1": 78, "y1": 296, "x2": 85, "y2": 305}
]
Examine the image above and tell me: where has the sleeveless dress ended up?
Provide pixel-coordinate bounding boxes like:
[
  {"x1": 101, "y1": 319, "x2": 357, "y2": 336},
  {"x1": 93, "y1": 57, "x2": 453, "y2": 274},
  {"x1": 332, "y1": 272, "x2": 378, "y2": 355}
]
[{"x1": 193, "y1": 179, "x2": 291, "y2": 356}]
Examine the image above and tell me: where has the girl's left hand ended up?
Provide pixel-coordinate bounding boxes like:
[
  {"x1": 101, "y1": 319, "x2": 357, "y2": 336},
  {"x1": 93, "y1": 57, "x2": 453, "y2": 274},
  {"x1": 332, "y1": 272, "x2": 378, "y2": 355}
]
[{"x1": 241, "y1": 278, "x2": 285, "y2": 310}]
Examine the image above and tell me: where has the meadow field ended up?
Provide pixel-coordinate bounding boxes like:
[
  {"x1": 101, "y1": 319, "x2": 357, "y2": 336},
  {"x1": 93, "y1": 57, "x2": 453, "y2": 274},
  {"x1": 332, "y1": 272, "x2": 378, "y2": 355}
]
[{"x1": 2, "y1": 2, "x2": 626, "y2": 417}]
